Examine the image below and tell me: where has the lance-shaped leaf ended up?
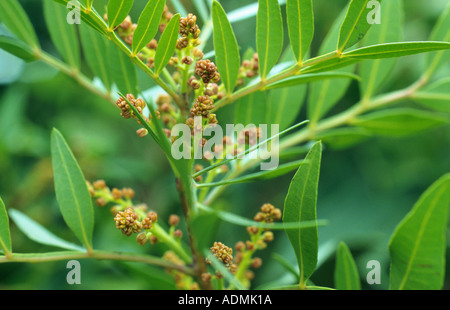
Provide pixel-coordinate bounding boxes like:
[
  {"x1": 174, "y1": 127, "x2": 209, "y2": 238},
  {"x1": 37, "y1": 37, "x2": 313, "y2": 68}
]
[
  {"x1": 424, "y1": 3, "x2": 450, "y2": 77},
  {"x1": 212, "y1": 1, "x2": 240, "y2": 94},
  {"x1": 257, "y1": 0, "x2": 283, "y2": 80},
  {"x1": 196, "y1": 160, "x2": 309, "y2": 188},
  {"x1": 80, "y1": 23, "x2": 112, "y2": 90},
  {"x1": 51, "y1": 128, "x2": 94, "y2": 252},
  {"x1": 283, "y1": 141, "x2": 322, "y2": 284},
  {"x1": 235, "y1": 91, "x2": 268, "y2": 125},
  {"x1": 350, "y1": 108, "x2": 449, "y2": 137},
  {"x1": 411, "y1": 78, "x2": 450, "y2": 113},
  {"x1": 389, "y1": 174, "x2": 450, "y2": 290},
  {"x1": 154, "y1": 14, "x2": 180, "y2": 75},
  {"x1": 267, "y1": 49, "x2": 306, "y2": 131},
  {"x1": 334, "y1": 242, "x2": 361, "y2": 290},
  {"x1": 344, "y1": 42, "x2": 450, "y2": 59},
  {"x1": 337, "y1": 0, "x2": 379, "y2": 52},
  {"x1": 132, "y1": 0, "x2": 166, "y2": 55},
  {"x1": 308, "y1": 6, "x2": 356, "y2": 125},
  {"x1": 286, "y1": 0, "x2": 314, "y2": 63},
  {"x1": 359, "y1": 0, "x2": 403, "y2": 99},
  {"x1": 107, "y1": 0, "x2": 134, "y2": 30},
  {"x1": 44, "y1": 0, "x2": 80, "y2": 69},
  {"x1": 108, "y1": 44, "x2": 138, "y2": 94},
  {"x1": 0, "y1": 35, "x2": 36, "y2": 62},
  {"x1": 9, "y1": 209, "x2": 85, "y2": 252},
  {"x1": 0, "y1": 197, "x2": 12, "y2": 257},
  {"x1": 267, "y1": 72, "x2": 360, "y2": 89},
  {"x1": 0, "y1": 0, "x2": 40, "y2": 48}
]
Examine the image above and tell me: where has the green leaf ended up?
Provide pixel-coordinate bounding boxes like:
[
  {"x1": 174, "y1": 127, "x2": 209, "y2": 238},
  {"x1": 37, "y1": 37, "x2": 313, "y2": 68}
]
[
  {"x1": 257, "y1": 0, "x2": 284, "y2": 80},
  {"x1": 51, "y1": 128, "x2": 94, "y2": 251},
  {"x1": 107, "y1": 0, "x2": 134, "y2": 30},
  {"x1": 389, "y1": 174, "x2": 450, "y2": 290},
  {"x1": 108, "y1": 44, "x2": 138, "y2": 95},
  {"x1": 286, "y1": 0, "x2": 314, "y2": 63},
  {"x1": 266, "y1": 49, "x2": 306, "y2": 131},
  {"x1": 132, "y1": 0, "x2": 166, "y2": 55},
  {"x1": 283, "y1": 141, "x2": 322, "y2": 284},
  {"x1": 0, "y1": 197, "x2": 12, "y2": 256},
  {"x1": 235, "y1": 91, "x2": 268, "y2": 125},
  {"x1": 334, "y1": 242, "x2": 361, "y2": 290},
  {"x1": 197, "y1": 160, "x2": 309, "y2": 188},
  {"x1": 0, "y1": 0, "x2": 40, "y2": 48},
  {"x1": 198, "y1": 204, "x2": 327, "y2": 230},
  {"x1": 86, "y1": 0, "x2": 93, "y2": 10},
  {"x1": 424, "y1": 3, "x2": 450, "y2": 77},
  {"x1": 212, "y1": 1, "x2": 241, "y2": 94},
  {"x1": 308, "y1": 7, "x2": 356, "y2": 125},
  {"x1": 316, "y1": 127, "x2": 372, "y2": 150},
  {"x1": 344, "y1": 41, "x2": 450, "y2": 59},
  {"x1": 154, "y1": 14, "x2": 180, "y2": 75},
  {"x1": 80, "y1": 23, "x2": 112, "y2": 90},
  {"x1": 44, "y1": 0, "x2": 80, "y2": 68},
  {"x1": 359, "y1": 0, "x2": 403, "y2": 99},
  {"x1": 337, "y1": 0, "x2": 378, "y2": 52},
  {"x1": 228, "y1": 0, "x2": 286, "y2": 24},
  {"x1": 0, "y1": 35, "x2": 36, "y2": 61},
  {"x1": 267, "y1": 72, "x2": 360, "y2": 89},
  {"x1": 351, "y1": 108, "x2": 449, "y2": 137},
  {"x1": 272, "y1": 253, "x2": 300, "y2": 281},
  {"x1": 8, "y1": 209, "x2": 85, "y2": 252},
  {"x1": 412, "y1": 78, "x2": 450, "y2": 113}
]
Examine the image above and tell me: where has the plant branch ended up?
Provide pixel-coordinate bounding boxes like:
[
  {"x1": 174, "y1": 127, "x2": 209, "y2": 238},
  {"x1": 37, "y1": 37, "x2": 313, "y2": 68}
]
[{"x1": 0, "y1": 250, "x2": 193, "y2": 275}]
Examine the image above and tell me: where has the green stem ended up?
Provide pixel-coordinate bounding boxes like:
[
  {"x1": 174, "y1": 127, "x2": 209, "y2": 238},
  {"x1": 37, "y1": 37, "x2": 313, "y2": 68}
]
[
  {"x1": 151, "y1": 223, "x2": 192, "y2": 264},
  {"x1": 0, "y1": 250, "x2": 193, "y2": 274}
]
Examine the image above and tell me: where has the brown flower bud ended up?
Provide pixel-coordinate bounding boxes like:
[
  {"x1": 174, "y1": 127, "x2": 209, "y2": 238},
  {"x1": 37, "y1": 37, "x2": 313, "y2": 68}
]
[
  {"x1": 93, "y1": 179, "x2": 106, "y2": 190},
  {"x1": 173, "y1": 229, "x2": 183, "y2": 238},
  {"x1": 136, "y1": 128, "x2": 148, "y2": 138},
  {"x1": 147, "y1": 211, "x2": 158, "y2": 223},
  {"x1": 169, "y1": 214, "x2": 180, "y2": 226},
  {"x1": 252, "y1": 257, "x2": 262, "y2": 269},
  {"x1": 136, "y1": 232, "x2": 148, "y2": 245}
]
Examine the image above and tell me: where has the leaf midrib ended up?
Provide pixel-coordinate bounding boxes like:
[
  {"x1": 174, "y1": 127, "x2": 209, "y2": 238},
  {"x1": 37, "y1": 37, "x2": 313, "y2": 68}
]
[
  {"x1": 338, "y1": 0, "x2": 369, "y2": 51},
  {"x1": 55, "y1": 137, "x2": 90, "y2": 248},
  {"x1": 134, "y1": 0, "x2": 161, "y2": 53},
  {"x1": 397, "y1": 186, "x2": 447, "y2": 290}
]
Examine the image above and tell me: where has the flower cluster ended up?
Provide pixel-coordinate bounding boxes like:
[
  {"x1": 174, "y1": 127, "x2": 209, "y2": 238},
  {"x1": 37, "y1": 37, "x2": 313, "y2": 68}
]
[
  {"x1": 115, "y1": 94, "x2": 146, "y2": 120},
  {"x1": 237, "y1": 53, "x2": 259, "y2": 87},
  {"x1": 194, "y1": 59, "x2": 221, "y2": 84}
]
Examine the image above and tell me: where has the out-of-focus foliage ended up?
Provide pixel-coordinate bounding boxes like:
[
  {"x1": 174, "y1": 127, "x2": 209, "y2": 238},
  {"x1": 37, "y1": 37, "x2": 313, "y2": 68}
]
[{"x1": 0, "y1": 0, "x2": 448, "y2": 290}]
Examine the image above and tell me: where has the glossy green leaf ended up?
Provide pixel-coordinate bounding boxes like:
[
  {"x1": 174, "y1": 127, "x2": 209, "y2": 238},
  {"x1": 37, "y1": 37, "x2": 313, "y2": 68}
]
[
  {"x1": 154, "y1": 14, "x2": 180, "y2": 75},
  {"x1": 0, "y1": 35, "x2": 36, "y2": 61},
  {"x1": 9, "y1": 209, "x2": 85, "y2": 252},
  {"x1": 286, "y1": 0, "x2": 314, "y2": 63},
  {"x1": 389, "y1": 174, "x2": 450, "y2": 290},
  {"x1": 359, "y1": 0, "x2": 403, "y2": 99},
  {"x1": 235, "y1": 91, "x2": 268, "y2": 125},
  {"x1": 257, "y1": 0, "x2": 283, "y2": 79},
  {"x1": 267, "y1": 72, "x2": 360, "y2": 89},
  {"x1": 80, "y1": 23, "x2": 112, "y2": 90},
  {"x1": 266, "y1": 49, "x2": 306, "y2": 131},
  {"x1": 212, "y1": 1, "x2": 240, "y2": 94},
  {"x1": 424, "y1": 3, "x2": 450, "y2": 77},
  {"x1": 283, "y1": 141, "x2": 322, "y2": 284},
  {"x1": 0, "y1": 197, "x2": 12, "y2": 256},
  {"x1": 344, "y1": 42, "x2": 450, "y2": 59},
  {"x1": 334, "y1": 242, "x2": 361, "y2": 290},
  {"x1": 108, "y1": 44, "x2": 138, "y2": 94},
  {"x1": 107, "y1": 0, "x2": 134, "y2": 30},
  {"x1": 44, "y1": 0, "x2": 80, "y2": 68},
  {"x1": 337, "y1": 0, "x2": 378, "y2": 52},
  {"x1": 228, "y1": 0, "x2": 286, "y2": 24},
  {"x1": 132, "y1": 0, "x2": 166, "y2": 55},
  {"x1": 412, "y1": 78, "x2": 450, "y2": 113},
  {"x1": 351, "y1": 108, "x2": 449, "y2": 137},
  {"x1": 308, "y1": 7, "x2": 356, "y2": 125},
  {"x1": 0, "y1": 0, "x2": 39, "y2": 48},
  {"x1": 197, "y1": 160, "x2": 309, "y2": 188},
  {"x1": 316, "y1": 127, "x2": 372, "y2": 150},
  {"x1": 51, "y1": 128, "x2": 94, "y2": 251}
]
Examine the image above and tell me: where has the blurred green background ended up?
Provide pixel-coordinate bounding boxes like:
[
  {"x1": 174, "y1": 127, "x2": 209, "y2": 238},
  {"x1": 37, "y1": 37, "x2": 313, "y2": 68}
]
[{"x1": 0, "y1": 0, "x2": 449, "y2": 289}]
